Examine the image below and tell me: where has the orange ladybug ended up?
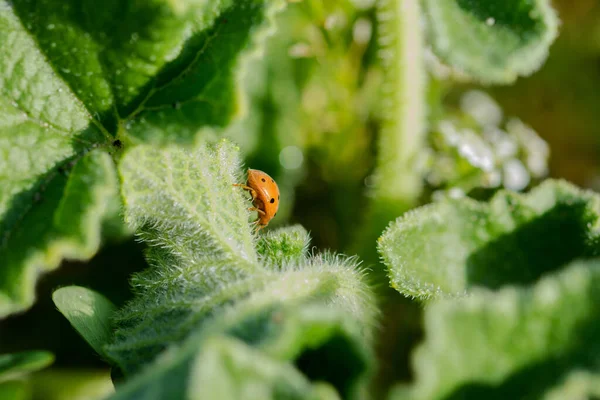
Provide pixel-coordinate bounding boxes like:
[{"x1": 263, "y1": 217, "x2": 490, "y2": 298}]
[{"x1": 233, "y1": 169, "x2": 280, "y2": 230}]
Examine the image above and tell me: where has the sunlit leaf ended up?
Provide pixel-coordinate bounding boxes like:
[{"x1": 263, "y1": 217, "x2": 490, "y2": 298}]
[
  {"x1": 256, "y1": 225, "x2": 310, "y2": 267},
  {"x1": 0, "y1": 0, "x2": 284, "y2": 316},
  {"x1": 0, "y1": 150, "x2": 119, "y2": 316},
  {"x1": 423, "y1": 0, "x2": 559, "y2": 83},
  {"x1": 52, "y1": 286, "x2": 116, "y2": 359},
  {"x1": 108, "y1": 303, "x2": 372, "y2": 400},
  {"x1": 407, "y1": 260, "x2": 600, "y2": 400},
  {"x1": 100, "y1": 139, "x2": 375, "y2": 399},
  {"x1": 379, "y1": 179, "x2": 600, "y2": 300}
]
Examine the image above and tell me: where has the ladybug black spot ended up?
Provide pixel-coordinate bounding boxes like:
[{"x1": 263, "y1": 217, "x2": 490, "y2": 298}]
[
  {"x1": 261, "y1": 178, "x2": 266, "y2": 182},
  {"x1": 270, "y1": 198, "x2": 275, "y2": 204},
  {"x1": 271, "y1": 179, "x2": 274, "y2": 183},
  {"x1": 278, "y1": 195, "x2": 280, "y2": 200}
]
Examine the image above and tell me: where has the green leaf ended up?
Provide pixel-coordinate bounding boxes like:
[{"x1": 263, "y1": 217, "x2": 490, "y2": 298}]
[
  {"x1": 0, "y1": 3, "x2": 111, "y2": 316},
  {"x1": 0, "y1": 150, "x2": 119, "y2": 316},
  {"x1": 122, "y1": 0, "x2": 286, "y2": 144},
  {"x1": 119, "y1": 137, "x2": 256, "y2": 265},
  {"x1": 141, "y1": 336, "x2": 314, "y2": 400},
  {"x1": 423, "y1": 0, "x2": 559, "y2": 83},
  {"x1": 189, "y1": 336, "x2": 311, "y2": 400},
  {"x1": 108, "y1": 303, "x2": 372, "y2": 400},
  {"x1": 101, "y1": 139, "x2": 375, "y2": 397},
  {"x1": 378, "y1": 179, "x2": 600, "y2": 300},
  {"x1": 0, "y1": 0, "x2": 285, "y2": 316},
  {"x1": 108, "y1": 138, "x2": 260, "y2": 372},
  {"x1": 192, "y1": 305, "x2": 371, "y2": 400},
  {"x1": 5, "y1": 0, "x2": 285, "y2": 143},
  {"x1": 0, "y1": 351, "x2": 54, "y2": 382},
  {"x1": 52, "y1": 286, "x2": 117, "y2": 359},
  {"x1": 256, "y1": 225, "x2": 311, "y2": 267},
  {"x1": 407, "y1": 259, "x2": 600, "y2": 400}
]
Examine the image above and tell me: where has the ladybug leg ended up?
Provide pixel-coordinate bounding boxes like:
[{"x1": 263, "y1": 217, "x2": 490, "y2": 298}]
[
  {"x1": 248, "y1": 207, "x2": 266, "y2": 216},
  {"x1": 250, "y1": 220, "x2": 264, "y2": 233},
  {"x1": 233, "y1": 184, "x2": 257, "y2": 200}
]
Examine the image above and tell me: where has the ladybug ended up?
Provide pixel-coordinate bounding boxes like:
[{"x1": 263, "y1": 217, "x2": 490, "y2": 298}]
[{"x1": 234, "y1": 169, "x2": 280, "y2": 231}]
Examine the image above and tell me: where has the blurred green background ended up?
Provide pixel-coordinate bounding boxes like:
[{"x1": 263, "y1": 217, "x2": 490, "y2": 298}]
[{"x1": 1, "y1": 0, "x2": 599, "y2": 398}]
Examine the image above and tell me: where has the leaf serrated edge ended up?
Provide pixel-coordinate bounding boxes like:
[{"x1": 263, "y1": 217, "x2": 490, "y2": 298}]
[
  {"x1": 0, "y1": 150, "x2": 119, "y2": 317},
  {"x1": 423, "y1": 0, "x2": 560, "y2": 84},
  {"x1": 411, "y1": 259, "x2": 600, "y2": 400},
  {"x1": 378, "y1": 179, "x2": 600, "y2": 301},
  {"x1": 118, "y1": 139, "x2": 259, "y2": 269}
]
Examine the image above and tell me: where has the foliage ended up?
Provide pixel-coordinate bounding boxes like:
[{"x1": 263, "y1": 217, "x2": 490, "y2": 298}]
[
  {"x1": 2, "y1": 0, "x2": 588, "y2": 399},
  {"x1": 55, "y1": 140, "x2": 375, "y2": 398},
  {"x1": 422, "y1": 0, "x2": 559, "y2": 83},
  {"x1": 53, "y1": 286, "x2": 116, "y2": 359},
  {"x1": 380, "y1": 180, "x2": 600, "y2": 398},
  {"x1": 379, "y1": 180, "x2": 600, "y2": 300},
  {"x1": 0, "y1": 0, "x2": 283, "y2": 317},
  {"x1": 397, "y1": 259, "x2": 600, "y2": 400}
]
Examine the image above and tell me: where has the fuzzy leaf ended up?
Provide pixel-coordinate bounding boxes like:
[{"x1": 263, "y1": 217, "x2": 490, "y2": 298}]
[
  {"x1": 104, "y1": 139, "x2": 375, "y2": 397},
  {"x1": 378, "y1": 180, "x2": 600, "y2": 300},
  {"x1": 188, "y1": 336, "x2": 312, "y2": 400},
  {"x1": 52, "y1": 286, "x2": 117, "y2": 359},
  {"x1": 5, "y1": 0, "x2": 285, "y2": 144},
  {"x1": 407, "y1": 259, "x2": 600, "y2": 400},
  {"x1": 0, "y1": 0, "x2": 284, "y2": 316},
  {"x1": 256, "y1": 225, "x2": 311, "y2": 267},
  {"x1": 124, "y1": 0, "x2": 286, "y2": 144},
  {"x1": 109, "y1": 138, "x2": 257, "y2": 371},
  {"x1": 423, "y1": 0, "x2": 559, "y2": 83},
  {"x1": 0, "y1": 351, "x2": 53, "y2": 382},
  {"x1": 0, "y1": 149, "x2": 119, "y2": 316},
  {"x1": 0, "y1": 2, "x2": 111, "y2": 316},
  {"x1": 108, "y1": 303, "x2": 371, "y2": 400}
]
